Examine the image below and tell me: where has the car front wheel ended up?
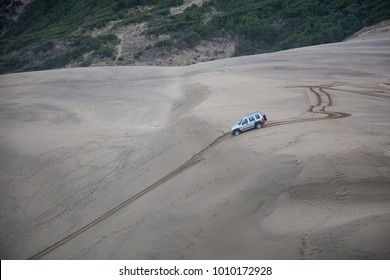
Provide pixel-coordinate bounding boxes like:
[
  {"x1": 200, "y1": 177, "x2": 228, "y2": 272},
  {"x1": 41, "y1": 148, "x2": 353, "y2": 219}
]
[{"x1": 233, "y1": 129, "x2": 241, "y2": 136}]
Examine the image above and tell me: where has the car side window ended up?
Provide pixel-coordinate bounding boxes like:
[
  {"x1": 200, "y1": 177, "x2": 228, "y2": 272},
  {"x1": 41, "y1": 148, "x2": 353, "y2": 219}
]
[
  {"x1": 242, "y1": 119, "x2": 248, "y2": 125},
  {"x1": 249, "y1": 116, "x2": 255, "y2": 122},
  {"x1": 255, "y1": 114, "x2": 260, "y2": 120}
]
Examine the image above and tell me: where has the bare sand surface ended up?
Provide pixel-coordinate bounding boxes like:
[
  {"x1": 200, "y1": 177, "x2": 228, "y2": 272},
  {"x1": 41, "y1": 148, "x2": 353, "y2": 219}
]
[{"x1": 0, "y1": 34, "x2": 389, "y2": 259}]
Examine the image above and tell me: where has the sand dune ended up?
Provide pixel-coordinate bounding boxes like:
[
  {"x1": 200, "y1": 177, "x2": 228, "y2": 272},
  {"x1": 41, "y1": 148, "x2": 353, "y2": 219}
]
[{"x1": 0, "y1": 34, "x2": 389, "y2": 259}]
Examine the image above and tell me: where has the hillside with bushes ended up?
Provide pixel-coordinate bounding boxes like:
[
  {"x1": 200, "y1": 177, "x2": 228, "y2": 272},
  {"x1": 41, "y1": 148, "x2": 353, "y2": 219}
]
[{"x1": 1, "y1": 0, "x2": 389, "y2": 74}]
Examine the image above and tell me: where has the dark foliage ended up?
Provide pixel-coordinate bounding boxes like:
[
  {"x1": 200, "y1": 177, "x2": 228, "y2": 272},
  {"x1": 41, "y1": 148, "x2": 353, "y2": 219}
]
[{"x1": 0, "y1": 0, "x2": 389, "y2": 73}]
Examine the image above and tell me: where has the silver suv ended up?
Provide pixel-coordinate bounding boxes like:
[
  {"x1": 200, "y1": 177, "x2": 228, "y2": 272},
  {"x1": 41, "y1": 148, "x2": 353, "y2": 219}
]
[{"x1": 230, "y1": 111, "x2": 267, "y2": 136}]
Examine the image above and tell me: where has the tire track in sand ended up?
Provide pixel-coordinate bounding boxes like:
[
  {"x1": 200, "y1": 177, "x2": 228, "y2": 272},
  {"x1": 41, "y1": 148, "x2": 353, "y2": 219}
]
[
  {"x1": 268, "y1": 84, "x2": 350, "y2": 128},
  {"x1": 28, "y1": 84, "x2": 349, "y2": 259},
  {"x1": 29, "y1": 133, "x2": 228, "y2": 259}
]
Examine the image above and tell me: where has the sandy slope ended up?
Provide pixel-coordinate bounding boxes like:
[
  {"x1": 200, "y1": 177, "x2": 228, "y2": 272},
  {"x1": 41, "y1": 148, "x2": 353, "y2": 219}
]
[{"x1": 0, "y1": 35, "x2": 389, "y2": 259}]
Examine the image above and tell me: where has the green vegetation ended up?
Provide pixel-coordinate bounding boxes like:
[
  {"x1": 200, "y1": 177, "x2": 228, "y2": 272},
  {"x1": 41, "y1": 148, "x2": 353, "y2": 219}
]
[
  {"x1": 148, "y1": 2, "x2": 217, "y2": 46},
  {"x1": 4, "y1": 0, "x2": 183, "y2": 38},
  {"x1": 149, "y1": 0, "x2": 390, "y2": 56},
  {"x1": 0, "y1": 0, "x2": 180, "y2": 73},
  {"x1": 133, "y1": 50, "x2": 143, "y2": 59},
  {"x1": 1, "y1": 0, "x2": 389, "y2": 73}
]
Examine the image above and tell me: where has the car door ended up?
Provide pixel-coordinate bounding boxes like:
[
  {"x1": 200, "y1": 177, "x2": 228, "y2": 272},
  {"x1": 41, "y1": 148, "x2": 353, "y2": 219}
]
[
  {"x1": 241, "y1": 118, "x2": 251, "y2": 131},
  {"x1": 248, "y1": 116, "x2": 256, "y2": 129}
]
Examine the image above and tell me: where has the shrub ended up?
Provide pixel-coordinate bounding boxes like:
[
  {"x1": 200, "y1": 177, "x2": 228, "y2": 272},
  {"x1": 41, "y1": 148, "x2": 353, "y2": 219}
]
[
  {"x1": 234, "y1": 39, "x2": 256, "y2": 56},
  {"x1": 182, "y1": 31, "x2": 199, "y2": 45},
  {"x1": 93, "y1": 46, "x2": 115, "y2": 60},
  {"x1": 155, "y1": 39, "x2": 173, "y2": 48},
  {"x1": 133, "y1": 50, "x2": 143, "y2": 59}
]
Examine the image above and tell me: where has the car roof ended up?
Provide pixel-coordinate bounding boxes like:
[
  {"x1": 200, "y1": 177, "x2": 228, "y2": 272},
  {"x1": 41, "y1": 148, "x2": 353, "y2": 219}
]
[{"x1": 245, "y1": 112, "x2": 261, "y2": 118}]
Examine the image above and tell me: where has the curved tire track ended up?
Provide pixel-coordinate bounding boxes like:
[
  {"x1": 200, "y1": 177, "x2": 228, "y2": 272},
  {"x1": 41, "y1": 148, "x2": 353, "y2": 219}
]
[
  {"x1": 328, "y1": 87, "x2": 390, "y2": 100},
  {"x1": 285, "y1": 82, "x2": 390, "y2": 100}
]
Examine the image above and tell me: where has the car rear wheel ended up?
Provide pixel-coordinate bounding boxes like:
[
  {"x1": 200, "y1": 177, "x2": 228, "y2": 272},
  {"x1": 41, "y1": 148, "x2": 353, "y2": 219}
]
[
  {"x1": 255, "y1": 123, "x2": 262, "y2": 129},
  {"x1": 233, "y1": 129, "x2": 241, "y2": 136}
]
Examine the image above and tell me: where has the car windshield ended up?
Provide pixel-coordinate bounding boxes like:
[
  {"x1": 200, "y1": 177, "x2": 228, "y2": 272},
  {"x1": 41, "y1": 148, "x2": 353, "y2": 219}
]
[{"x1": 239, "y1": 119, "x2": 243, "y2": 125}]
